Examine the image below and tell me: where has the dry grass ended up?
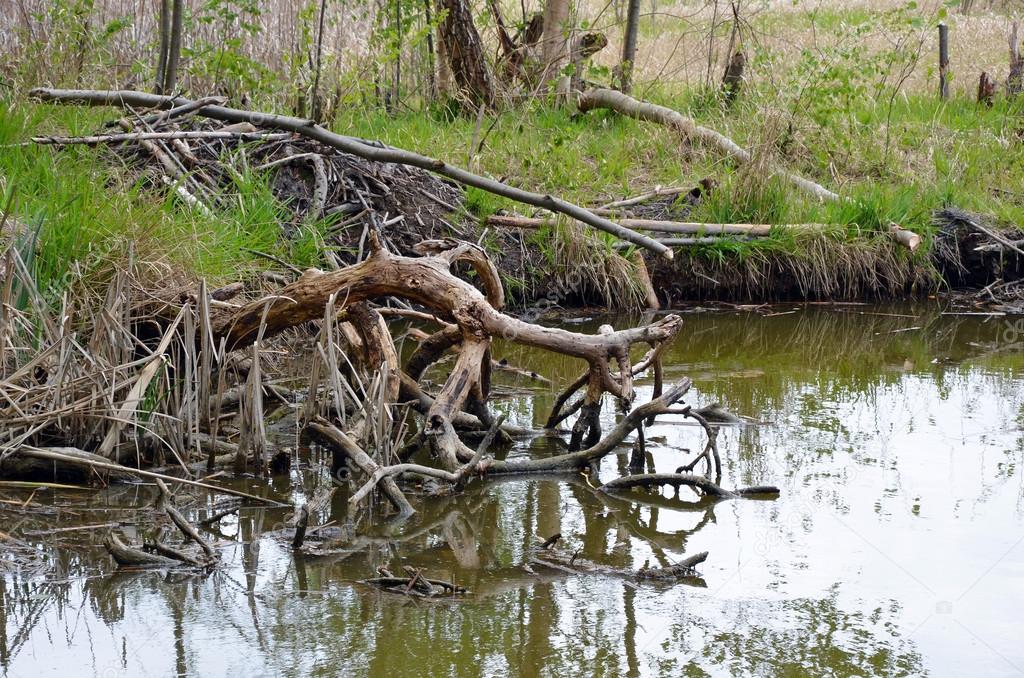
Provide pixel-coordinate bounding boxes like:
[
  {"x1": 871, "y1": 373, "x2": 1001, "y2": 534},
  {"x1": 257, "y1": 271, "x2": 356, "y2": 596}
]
[{"x1": 648, "y1": 230, "x2": 940, "y2": 301}]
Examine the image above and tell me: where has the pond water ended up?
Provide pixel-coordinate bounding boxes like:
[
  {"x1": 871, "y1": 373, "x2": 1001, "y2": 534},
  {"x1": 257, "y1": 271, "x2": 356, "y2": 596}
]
[{"x1": 2, "y1": 304, "x2": 1023, "y2": 677}]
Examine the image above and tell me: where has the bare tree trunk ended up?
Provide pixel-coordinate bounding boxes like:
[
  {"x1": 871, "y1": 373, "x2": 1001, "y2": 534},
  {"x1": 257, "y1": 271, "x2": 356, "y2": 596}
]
[
  {"x1": 163, "y1": 0, "x2": 185, "y2": 93},
  {"x1": 540, "y1": 0, "x2": 571, "y2": 83},
  {"x1": 154, "y1": 0, "x2": 172, "y2": 94},
  {"x1": 311, "y1": 0, "x2": 328, "y2": 122},
  {"x1": 1008, "y1": 21, "x2": 1023, "y2": 98},
  {"x1": 435, "y1": 1, "x2": 452, "y2": 98},
  {"x1": 423, "y1": 0, "x2": 437, "y2": 100},
  {"x1": 392, "y1": 0, "x2": 403, "y2": 110},
  {"x1": 438, "y1": 0, "x2": 495, "y2": 107},
  {"x1": 619, "y1": 0, "x2": 641, "y2": 93}
]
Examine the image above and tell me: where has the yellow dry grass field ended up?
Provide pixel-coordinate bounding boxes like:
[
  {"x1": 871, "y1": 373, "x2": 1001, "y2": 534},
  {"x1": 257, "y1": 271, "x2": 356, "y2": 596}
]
[{"x1": 2, "y1": 0, "x2": 1019, "y2": 97}]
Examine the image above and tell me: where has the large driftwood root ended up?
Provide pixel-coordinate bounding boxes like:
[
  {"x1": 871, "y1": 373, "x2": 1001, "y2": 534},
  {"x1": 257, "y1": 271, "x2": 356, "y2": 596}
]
[{"x1": 210, "y1": 235, "x2": 681, "y2": 473}]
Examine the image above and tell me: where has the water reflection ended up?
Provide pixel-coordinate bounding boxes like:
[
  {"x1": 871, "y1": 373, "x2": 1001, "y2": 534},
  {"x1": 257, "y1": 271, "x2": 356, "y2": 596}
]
[{"x1": 2, "y1": 304, "x2": 1023, "y2": 677}]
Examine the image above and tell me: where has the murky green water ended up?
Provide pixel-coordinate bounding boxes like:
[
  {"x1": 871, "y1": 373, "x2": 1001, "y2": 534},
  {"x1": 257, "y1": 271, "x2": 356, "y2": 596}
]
[{"x1": 2, "y1": 304, "x2": 1023, "y2": 677}]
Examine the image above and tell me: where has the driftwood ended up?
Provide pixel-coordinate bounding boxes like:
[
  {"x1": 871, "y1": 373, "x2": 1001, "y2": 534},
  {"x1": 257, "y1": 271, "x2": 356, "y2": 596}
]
[
  {"x1": 104, "y1": 533, "x2": 179, "y2": 568},
  {"x1": 6, "y1": 447, "x2": 284, "y2": 505},
  {"x1": 29, "y1": 87, "x2": 671, "y2": 258},
  {"x1": 202, "y1": 235, "x2": 681, "y2": 473},
  {"x1": 597, "y1": 473, "x2": 780, "y2": 499},
  {"x1": 104, "y1": 481, "x2": 220, "y2": 568},
  {"x1": 531, "y1": 539, "x2": 708, "y2": 584},
  {"x1": 306, "y1": 418, "x2": 416, "y2": 516},
  {"x1": 156, "y1": 479, "x2": 218, "y2": 563},
  {"x1": 578, "y1": 88, "x2": 840, "y2": 203}
]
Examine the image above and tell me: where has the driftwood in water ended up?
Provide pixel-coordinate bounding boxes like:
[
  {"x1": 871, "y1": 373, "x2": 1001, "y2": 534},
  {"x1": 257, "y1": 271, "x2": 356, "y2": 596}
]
[
  {"x1": 578, "y1": 88, "x2": 840, "y2": 203},
  {"x1": 29, "y1": 87, "x2": 671, "y2": 258},
  {"x1": 5, "y1": 447, "x2": 283, "y2": 505},
  {"x1": 597, "y1": 472, "x2": 780, "y2": 499},
  {"x1": 306, "y1": 418, "x2": 416, "y2": 516},
  {"x1": 531, "y1": 539, "x2": 708, "y2": 584},
  {"x1": 104, "y1": 533, "x2": 179, "y2": 568},
  {"x1": 203, "y1": 234, "x2": 681, "y2": 475},
  {"x1": 156, "y1": 479, "x2": 218, "y2": 562},
  {"x1": 636, "y1": 551, "x2": 709, "y2": 579}
]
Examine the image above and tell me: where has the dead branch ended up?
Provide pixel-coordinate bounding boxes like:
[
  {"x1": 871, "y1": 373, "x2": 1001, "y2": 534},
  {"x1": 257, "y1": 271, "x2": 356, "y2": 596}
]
[
  {"x1": 578, "y1": 87, "x2": 840, "y2": 203},
  {"x1": 105, "y1": 532, "x2": 179, "y2": 568},
  {"x1": 597, "y1": 473, "x2": 780, "y2": 499},
  {"x1": 485, "y1": 378, "x2": 692, "y2": 474},
  {"x1": 30, "y1": 130, "x2": 291, "y2": 145},
  {"x1": 29, "y1": 87, "x2": 672, "y2": 258},
  {"x1": 6, "y1": 447, "x2": 285, "y2": 505},
  {"x1": 156, "y1": 479, "x2": 218, "y2": 563},
  {"x1": 305, "y1": 418, "x2": 416, "y2": 516}
]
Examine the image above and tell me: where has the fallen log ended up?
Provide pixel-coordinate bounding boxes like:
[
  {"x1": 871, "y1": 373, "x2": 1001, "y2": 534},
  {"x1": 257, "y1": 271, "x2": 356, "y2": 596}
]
[
  {"x1": 29, "y1": 87, "x2": 671, "y2": 258},
  {"x1": 105, "y1": 533, "x2": 179, "y2": 568},
  {"x1": 597, "y1": 472, "x2": 781, "y2": 499},
  {"x1": 531, "y1": 541, "x2": 707, "y2": 584},
  {"x1": 636, "y1": 551, "x2": 709, "y2": 580},
  {"x1": 487, "y1": 214, "x2": 777, "y2": 236},
  {"x1": 578, "y1": 88, "x2": 840, "y2": 203},
  {"x1": 0, "y1": 446, "x2": 135, "y2": 481},
  {"x1": 488, "y1": 215, "x2": 921, "y2": 251},
  {"x1": 203, "y1": 235, "x2": 680, "y2": 471},
  {"x1": 30, "y1": 130, "x2": 291, "y2": 145},
  {"x1": 3, "y1": 447, "x2": 286, "y2": 505}
]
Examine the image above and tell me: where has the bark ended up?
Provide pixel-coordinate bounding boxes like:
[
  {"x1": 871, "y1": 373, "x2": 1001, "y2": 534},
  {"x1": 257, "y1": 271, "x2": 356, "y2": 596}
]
[
  {"x1": 619, "y1": 0, "x2": 641, "y2": 93},
  {"x1": 578, "y1": 88, "x2": 841, "y2": 203},
  {"x1": 1008, "y1": 22, "x2": 1023, "y2": 97},
  {"x1": 292, "y1": 504, "x2": 310, "y2": 549},
  {"x1": 164, "y1": 0, "x2": 184, "y2": 93},
  {"x1": 154, "y1": 0, "x2": 172, "y2": 94},
  {"x1": 721, "y1": 50, "x2": 745, "y2": 103},
  {"x1": 30, "y1": 88, "x2": 671, "y2": 258},
  {"x1": 105, "y1": 533, "x2": 179, "y2": 568},
  {"x1": 438, "y1": 0, "x2": 496, "y2": 108},
  {"x1": 540, "y1": 0, "x2": 571, "y2": 83},
  {"x1": 978, "y1": 71, "x2": 996, "y2": 106}
]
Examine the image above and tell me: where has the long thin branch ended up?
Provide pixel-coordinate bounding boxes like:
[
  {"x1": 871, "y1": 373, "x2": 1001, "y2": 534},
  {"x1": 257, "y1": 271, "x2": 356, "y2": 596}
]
[{"x1": 30, "y1": 130, "x2": 291, "y2": 145}]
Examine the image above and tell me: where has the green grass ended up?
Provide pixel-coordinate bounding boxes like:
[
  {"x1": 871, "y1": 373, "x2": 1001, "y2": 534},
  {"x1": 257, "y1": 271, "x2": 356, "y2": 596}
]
[
  {"x1": 0, "y1": 100, "x2": 320, "y2": 300},
  {"x1": 2, "y1": 68, "x2": 1023, "y2": 305}
]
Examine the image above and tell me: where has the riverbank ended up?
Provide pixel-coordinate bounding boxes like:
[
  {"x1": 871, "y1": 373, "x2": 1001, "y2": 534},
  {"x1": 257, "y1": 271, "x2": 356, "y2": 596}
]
[{"x1": 2, "y1": 95, "x2": 1023, "y2": 310}]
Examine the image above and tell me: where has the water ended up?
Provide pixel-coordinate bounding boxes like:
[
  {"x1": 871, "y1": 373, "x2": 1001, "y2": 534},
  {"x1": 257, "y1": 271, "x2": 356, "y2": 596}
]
[{"x1": 2, "y1": 304, "x2": 1023, "y2": 677}]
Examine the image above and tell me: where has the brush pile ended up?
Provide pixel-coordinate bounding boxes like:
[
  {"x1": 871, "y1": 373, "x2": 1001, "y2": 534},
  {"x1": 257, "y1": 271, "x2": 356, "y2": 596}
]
[{"x1": 31, "y1": 99, "x2": 476, "y2": 262}]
